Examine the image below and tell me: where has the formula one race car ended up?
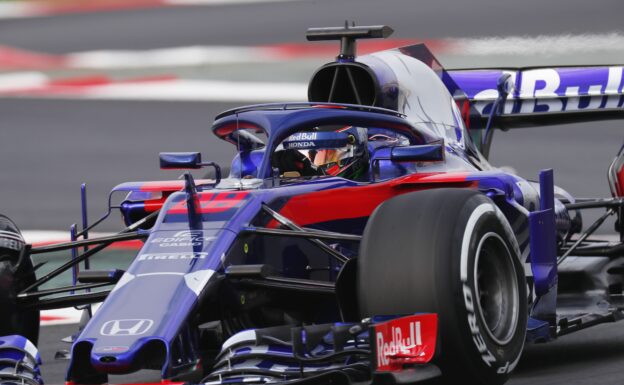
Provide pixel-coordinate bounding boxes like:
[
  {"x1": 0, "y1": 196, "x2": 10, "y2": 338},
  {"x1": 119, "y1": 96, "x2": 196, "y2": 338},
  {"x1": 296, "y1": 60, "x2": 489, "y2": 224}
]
[{"x1": 1, "y1": 24, "x2": 623, "y2": 385}]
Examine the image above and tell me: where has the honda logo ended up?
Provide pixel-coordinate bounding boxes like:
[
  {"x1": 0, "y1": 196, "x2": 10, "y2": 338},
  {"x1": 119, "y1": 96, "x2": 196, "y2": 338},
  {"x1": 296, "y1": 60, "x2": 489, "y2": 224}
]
[{"x1": 100, "y1": 319, "x2": 154, "y2": 336}]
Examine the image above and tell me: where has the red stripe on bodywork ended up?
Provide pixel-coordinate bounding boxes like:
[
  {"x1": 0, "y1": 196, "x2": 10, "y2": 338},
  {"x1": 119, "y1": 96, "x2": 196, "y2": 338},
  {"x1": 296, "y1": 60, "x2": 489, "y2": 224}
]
[
  {"x1": 271, "y1": 172, "x2": 474, "y2": 227},
  {"x1": 167, "y1": 191, "x2": 250, "y2": 214},
  {"x1": 144, "y1": 196, "x2": 168, "y2": 213},
  {"x1": 214, "y1": 121, "x2": 264, "y2": 138},
  {"x1": 139, "y1": 180, "x2": 214, "y2": 192},
  {"x1": 390, "y1": 172, "x2": 471, "y2": 185}
]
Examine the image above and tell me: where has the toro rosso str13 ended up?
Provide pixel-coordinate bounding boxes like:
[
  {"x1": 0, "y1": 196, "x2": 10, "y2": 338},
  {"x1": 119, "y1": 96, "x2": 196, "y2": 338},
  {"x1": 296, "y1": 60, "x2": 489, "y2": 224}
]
[{"x1": 1, "y1": 24, "x2": 624, "y2": 385}]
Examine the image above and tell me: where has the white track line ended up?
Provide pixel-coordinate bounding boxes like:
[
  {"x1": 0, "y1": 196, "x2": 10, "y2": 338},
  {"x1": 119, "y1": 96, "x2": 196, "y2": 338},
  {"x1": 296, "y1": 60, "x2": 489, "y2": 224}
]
[
  {"x1": 81, "y1": 79, "x2": 307, "y2": 102},
  {"x1": 0, "y1": 3, "x2": 39, "y2": 19},
  {"x1": 0, "y1": 72, "x2": 49, "y2": 91},
  {"x1": 455, "y1": 32, "x2": 624, "y2": 56},
  {"x1": 66, "y1": 46, "x2": 274, "y2": 69},
  {"x1": 0, "y1": 75, "x2": 308, "y2": 102}
]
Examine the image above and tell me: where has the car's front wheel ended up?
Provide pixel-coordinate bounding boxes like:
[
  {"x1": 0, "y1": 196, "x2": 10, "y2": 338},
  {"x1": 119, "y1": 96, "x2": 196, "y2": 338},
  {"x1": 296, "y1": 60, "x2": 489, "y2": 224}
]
[{"x1": 358, "y1": 188, "x2": 527, "y2": 385}]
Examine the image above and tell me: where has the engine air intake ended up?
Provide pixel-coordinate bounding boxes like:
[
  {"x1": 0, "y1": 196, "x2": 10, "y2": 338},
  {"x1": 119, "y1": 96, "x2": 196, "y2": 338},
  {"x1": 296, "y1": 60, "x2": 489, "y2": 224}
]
[{"x1": 308, "y1": 62, "x2": 378, "y2": 106}]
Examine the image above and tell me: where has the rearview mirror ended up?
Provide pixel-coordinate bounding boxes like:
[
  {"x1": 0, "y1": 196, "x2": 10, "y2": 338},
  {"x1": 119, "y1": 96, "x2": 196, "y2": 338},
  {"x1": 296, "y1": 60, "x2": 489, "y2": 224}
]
[
  {"x1": 159, "y1": 152, "x2": 222, "y2": 184},
  {"x1": 159, "y1": 152, "x2": 202, "y2": 169},
  {"x1": 390, "y1": 143, "x2": 444, "y2": 162}
]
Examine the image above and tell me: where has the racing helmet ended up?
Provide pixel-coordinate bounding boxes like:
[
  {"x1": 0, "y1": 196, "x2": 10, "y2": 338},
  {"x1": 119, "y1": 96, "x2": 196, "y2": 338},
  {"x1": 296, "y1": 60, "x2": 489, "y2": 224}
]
[{"x1": 281, "y1": 126, "x2": 369, "y2": 181}]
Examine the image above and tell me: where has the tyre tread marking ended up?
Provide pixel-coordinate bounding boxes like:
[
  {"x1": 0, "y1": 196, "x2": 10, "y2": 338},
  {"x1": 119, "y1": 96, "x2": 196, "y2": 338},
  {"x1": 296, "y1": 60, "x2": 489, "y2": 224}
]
[
  {"x1": 460, "y1": 200, "x2": 526, "y2": 375},
  {"x1": 460, "y1": 203, "x2": 494, "y2": 281}
]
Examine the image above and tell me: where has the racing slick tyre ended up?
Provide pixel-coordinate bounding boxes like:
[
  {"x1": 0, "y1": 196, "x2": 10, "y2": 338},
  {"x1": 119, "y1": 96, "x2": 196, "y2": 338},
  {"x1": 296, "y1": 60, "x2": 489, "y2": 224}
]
[
  {"x1": 358, "y1": 189, "x2": 526, "y2": 385},
  {"x1": 0, "y1": 215, "x2": 39, "y2": 344}
]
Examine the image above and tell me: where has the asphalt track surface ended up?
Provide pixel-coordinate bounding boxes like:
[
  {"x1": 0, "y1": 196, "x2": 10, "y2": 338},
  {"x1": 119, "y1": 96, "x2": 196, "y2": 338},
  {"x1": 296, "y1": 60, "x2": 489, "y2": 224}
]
[{"x1": 1, "y1": 0, "x2": 623, "y2": 384}]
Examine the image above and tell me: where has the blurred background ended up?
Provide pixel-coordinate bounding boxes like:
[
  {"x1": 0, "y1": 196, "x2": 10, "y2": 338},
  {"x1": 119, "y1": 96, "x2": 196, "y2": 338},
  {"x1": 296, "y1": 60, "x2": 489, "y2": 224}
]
[{"x1": 0, "y1": 1, "x2": 622, "y2": 383}]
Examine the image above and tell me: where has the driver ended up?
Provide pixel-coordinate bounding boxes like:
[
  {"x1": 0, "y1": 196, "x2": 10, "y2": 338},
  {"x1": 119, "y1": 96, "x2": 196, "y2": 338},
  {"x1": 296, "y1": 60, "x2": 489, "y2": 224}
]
[{"x1": 272, "y1": 126, "x2": 369, "y2": 181}]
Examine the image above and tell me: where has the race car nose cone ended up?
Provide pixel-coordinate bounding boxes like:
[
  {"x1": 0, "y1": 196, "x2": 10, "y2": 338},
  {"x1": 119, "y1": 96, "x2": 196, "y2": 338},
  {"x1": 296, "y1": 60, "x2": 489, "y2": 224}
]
[{"x1": 90, "y1": 338, "x2": 167, "y2": 375}]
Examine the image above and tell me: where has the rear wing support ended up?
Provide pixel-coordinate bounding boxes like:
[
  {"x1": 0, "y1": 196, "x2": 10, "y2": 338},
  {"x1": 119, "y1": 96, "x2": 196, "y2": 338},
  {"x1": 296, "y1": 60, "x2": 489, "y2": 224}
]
[
  {"x1": 529, "y1": 169, "x2": 558, "y2": 324},
  {"x1": 480, "y1": 73, "x2": 514, "y2": 157}
]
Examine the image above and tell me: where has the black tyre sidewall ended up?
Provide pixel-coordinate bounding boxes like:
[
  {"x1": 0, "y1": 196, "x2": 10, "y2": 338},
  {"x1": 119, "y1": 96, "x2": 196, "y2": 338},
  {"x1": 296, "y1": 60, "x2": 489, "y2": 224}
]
[
  {"x1": 358, "y1": 189, "x2": 526, "y2": 385},
  {"x1": 443, "y1": 194, "x2": 526, "y2": 384}
]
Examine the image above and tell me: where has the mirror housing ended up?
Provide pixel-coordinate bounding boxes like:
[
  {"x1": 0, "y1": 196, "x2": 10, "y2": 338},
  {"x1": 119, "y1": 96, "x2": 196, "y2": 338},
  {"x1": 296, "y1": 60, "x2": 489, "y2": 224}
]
[
  {"x1": 159, "y1": 152, "x2": 202, "y2": 169},
  {"x1": 390, "y1": 143, "x2": 444, "y2": 163},
  {"x1": 159, "y1": 152, "x2": 222, "y2": 185}
]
